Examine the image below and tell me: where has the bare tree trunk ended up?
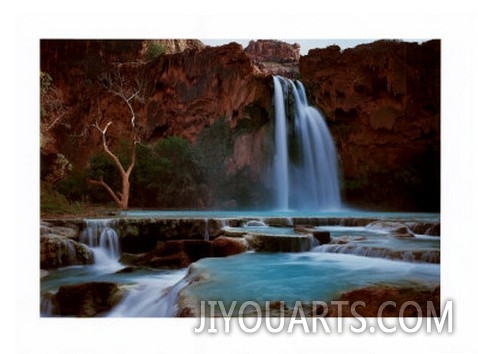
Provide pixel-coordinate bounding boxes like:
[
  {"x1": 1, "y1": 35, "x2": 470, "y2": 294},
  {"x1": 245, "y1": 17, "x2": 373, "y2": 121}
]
[
  {"x1": 89, "y1": 120, "x2": 137, "y2": 210},
  {"x1": 88, "y1": 68, "x2": 143, "y2": 210}
]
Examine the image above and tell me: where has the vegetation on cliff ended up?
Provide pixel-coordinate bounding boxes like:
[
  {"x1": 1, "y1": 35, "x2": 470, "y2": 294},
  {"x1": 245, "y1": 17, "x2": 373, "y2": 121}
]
[{"x1": 40, "y1": 39, "x2": 440, "y2": 214}]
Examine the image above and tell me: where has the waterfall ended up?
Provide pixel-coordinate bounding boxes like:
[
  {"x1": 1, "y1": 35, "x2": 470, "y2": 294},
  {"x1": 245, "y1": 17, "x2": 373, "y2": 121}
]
[
  {"x1": 273, "y1": 76, "x2": 290, "y2": 210},
  {"x1": 272, "y1": 76, "x2": 341, "y2": 211},
  {"x1": 80, "y1": 219, "x2": 121, "y2": 269},
  {"x1": 107, "y1": 270, "x2": 188, "y2": 317}
]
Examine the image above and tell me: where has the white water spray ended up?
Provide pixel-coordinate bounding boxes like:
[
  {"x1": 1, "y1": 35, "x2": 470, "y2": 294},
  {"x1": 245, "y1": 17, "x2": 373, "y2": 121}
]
[
  {"x1": 273, "y1": 76, "x2": 290, "y2": 210},
  {"x1": 80, "y1": 219, "x2": 121, "y2": 270},
  {"x1": 272, "y1": 76, "x2": 341, "y2": 211},
  {"x1": 107, "y1": 270, "x2": 188, "y2": 317}
]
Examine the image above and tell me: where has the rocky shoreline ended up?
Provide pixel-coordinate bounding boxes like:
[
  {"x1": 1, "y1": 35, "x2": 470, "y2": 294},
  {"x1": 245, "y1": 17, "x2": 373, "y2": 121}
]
[
  {"x1": 40, "y1": 215, "x2": 440, "y2": 317},
  {"x1": 41, "y1": 216, "x2": 439, "y2": 269}
]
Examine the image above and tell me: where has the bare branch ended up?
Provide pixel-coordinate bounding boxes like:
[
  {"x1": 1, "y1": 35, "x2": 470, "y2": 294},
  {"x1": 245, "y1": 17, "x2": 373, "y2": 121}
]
[
  {"x1": 90, "y1": 66, "x2": 145, "y2": 210},
  {"x1": 92, "y1": 121, "x2": 127, "y2": 176},
  {"x1": 41, "y1": 83, "x2": 70, "y2": 131},
  {"x1": 100, "y1": 68, "x2": 144, "y2": 129}
]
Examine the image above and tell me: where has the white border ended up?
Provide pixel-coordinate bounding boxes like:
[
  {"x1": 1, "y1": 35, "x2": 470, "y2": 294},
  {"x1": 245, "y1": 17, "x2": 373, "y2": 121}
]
[{"x1": 9, "y1": 1, "x2": 478, "y2": 353}]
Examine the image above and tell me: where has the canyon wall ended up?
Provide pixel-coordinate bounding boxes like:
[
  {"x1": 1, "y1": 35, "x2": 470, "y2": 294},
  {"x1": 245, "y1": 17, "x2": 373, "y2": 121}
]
[
  {"x1": 40, "y1": 39, "x2": 274, "y2": 209},
  {"x1": 40, "y1": 40, "x2": 271, "y2": 167},
  {"x1": 40, "y1": 39, "x2": 440, "y2": 211},
  {"x1": 300, "y1": 40, "x2": 440, "y2": 210},
  {"x1": 245, "y1": 39, "x2": 300, "y2": 78}
]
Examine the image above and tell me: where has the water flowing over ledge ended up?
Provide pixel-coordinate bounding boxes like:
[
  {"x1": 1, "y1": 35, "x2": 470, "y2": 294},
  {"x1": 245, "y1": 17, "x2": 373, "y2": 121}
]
[
  {"x1": 41, "y1": 210, "x2": 439, "y2": 317},
  {"x1": 272, "y1": 76, "x2": 341, "y2": 211}
]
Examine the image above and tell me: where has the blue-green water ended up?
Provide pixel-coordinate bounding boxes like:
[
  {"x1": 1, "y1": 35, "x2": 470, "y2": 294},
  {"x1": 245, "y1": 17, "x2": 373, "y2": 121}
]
[
  {"x1": 119, "y1": 209, "x2": 439, "y2": 221},
  {"x1": 41, "y1": 211, "x2": 440, "y2": 317},
  {"x1": 181, "y1": 251, "x2": 439, "y2": 315}
]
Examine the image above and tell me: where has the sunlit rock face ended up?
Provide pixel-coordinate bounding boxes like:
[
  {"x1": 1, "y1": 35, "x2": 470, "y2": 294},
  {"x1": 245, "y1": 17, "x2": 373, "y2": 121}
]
[
  {"x1": 245, "y1": 39, "x2": 300, "y2": 78},
  {"x1": 142, "y1": 39, "x2": 205, "y2": 55}
]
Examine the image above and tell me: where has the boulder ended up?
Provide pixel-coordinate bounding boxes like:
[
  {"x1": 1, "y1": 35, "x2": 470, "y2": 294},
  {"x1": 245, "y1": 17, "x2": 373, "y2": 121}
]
[
  {"x1": 127, "y1": 240, "x2": 213, "y2": 269},
  {"x1": 40, "y1": 234, "x2": 93, "y2": 269},
  {"x1": 212, "y1": 236, "x2": 249, "y2": 257},
  {"x1": 326, "y1": 285, "x2": 440, "y2": 317},
  {"x1": 312, "y1": 231, "x2": 331, "y2": 245},
  {"x1": 122, "y1": 237, "x2": 249, "y2": 269},
  {"x1": 40, "y1": 222, "x2": 80, "y2": 240},
  {"x1": 263, "y1": 218, "x2": 293, "y2": 227},
  {"x1": 54, "y1": 282, "x2": 125, "y2": 317}
]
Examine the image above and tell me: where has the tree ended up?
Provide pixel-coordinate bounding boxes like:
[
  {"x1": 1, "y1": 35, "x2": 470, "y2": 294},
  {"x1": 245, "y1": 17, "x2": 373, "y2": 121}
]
[
  {"x1": 88, "y1": 66, "x2": 144, "y2": 210},
  {"x1": 40, "y1": 71, "x2": 70, "y2": 150}
]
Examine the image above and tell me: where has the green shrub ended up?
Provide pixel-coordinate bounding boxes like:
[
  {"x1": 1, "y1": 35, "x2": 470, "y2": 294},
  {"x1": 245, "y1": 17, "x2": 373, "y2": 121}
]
[
  {"x1": 194, "y1": 117, "x2": 233, "y2": 204},
  {"x1": 56, "y1": 168, "x2": 90, "y2": 203},
  {"x1": 40, "y1": 182, "x2": 73, "y2": 213},
  {"x1": 145, "y1": 42, "x2": 166, "y2": 61},
  {"x1": 130, "y1": 137, "x2": 206, "y2": 208}
]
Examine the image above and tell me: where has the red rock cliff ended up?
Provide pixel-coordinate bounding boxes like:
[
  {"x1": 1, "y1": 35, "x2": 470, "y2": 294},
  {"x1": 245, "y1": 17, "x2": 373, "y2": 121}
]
[
  {"x1": 143, "y1": 42, "x2": 271, "y2": 142},
  {"x1": 40, "y1": 39, "x2": 440, "y2": 211},
  {"x1": 245, "y1": 39, "x2": 300, "y2": 78},
  {"x1": 40, "y1": 40, "x2": 272, "y2": 171},
  {"x1": 300, "y1": 40, "x2": 440, "y2": 210}
]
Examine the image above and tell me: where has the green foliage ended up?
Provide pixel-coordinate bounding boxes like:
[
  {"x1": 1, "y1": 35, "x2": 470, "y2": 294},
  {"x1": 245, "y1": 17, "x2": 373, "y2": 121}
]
[
  {"x1": 58, "y1": 115, "x2": 271, "y2": 209},
  {"x1": 85, "y1": 139, "x2": 136, "y2": 204},
  {"x1": 40, "y1": 72, "x2": 53, "y2": 96},
  {"x1": 131, "y1": 136, "x2": 206, "y2": 208},
  {"x1": 40, "y1": 182, "x2": 77, "y2": 214},
  {"x1": 194, "y1": 117, "x2": 233, "y2": 203},
  {"x1": 145, "y1": 42, "x2": 166, "y2": 61},
  {"x1": 56, "y1": 168, "x2": 91, "y2": 203},
  {"x1": 56, "y1": 136, "x2": 206, "y2": 209}
]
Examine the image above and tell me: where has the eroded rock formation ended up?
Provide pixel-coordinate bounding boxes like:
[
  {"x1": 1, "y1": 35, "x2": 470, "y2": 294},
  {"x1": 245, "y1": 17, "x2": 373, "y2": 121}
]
[
  {"x1": 143, "y1": 42, "x2": 271, "y2": 143},
  {"x1": 40, "y1": 40, "x2": 272, "y2": 184},
  {"x1": 245, "y1": 39, "x2": 300, "y2": 78},
  {"x1": 53, "y1": 282, "x2": 125, "y2": 317},
  {"x1": 120, "y1": 236, "x2": 248, "y2": 269},
  {"x1": 300, "y1": 40, "x2": 440, "y2": 210},
  {"x1": 40, "y1": 39, "x2": 440, "y2": 211},
  {"x1": 40, "y1": 222, "x2": 93, "y2": 269}
]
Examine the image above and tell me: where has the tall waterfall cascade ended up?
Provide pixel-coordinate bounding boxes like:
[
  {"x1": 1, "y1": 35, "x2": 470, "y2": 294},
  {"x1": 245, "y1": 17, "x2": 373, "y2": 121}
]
[{"x1": 272, "y1": 76, "x2": 341, "y2": 211}]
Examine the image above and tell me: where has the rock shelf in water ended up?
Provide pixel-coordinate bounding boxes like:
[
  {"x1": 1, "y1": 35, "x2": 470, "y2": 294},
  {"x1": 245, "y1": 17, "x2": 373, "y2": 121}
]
[
  {"x1": 245, "y1": 233, "x2": 315, "y2": 252},
  {"x1": 40, "y1": 214, "x2": 440, "y2": 269}
]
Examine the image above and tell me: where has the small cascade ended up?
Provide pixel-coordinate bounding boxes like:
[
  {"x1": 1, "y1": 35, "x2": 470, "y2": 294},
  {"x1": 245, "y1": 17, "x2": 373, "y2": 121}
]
[
  {"x1": 204, "y1": 219, "x2": 210, "y2": 241},
  {"x1": 244, "y1": 219, "x2": 268, "y2": 227},
  {"x1": 272, "y1": 75, "x2": 341, "y2": 211},
  {"x1": 40, "y1": 292, "x2": 55, "y2": 316},
  {"x1": 314, "y1": 244, "x2": 440, "y2": 264},
  {"x1": 108, "y1": 270, "x2": 188, "y2": 317},
  {"x1": 80, "y1": 219, "x2": 121, "y2": 268}
]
